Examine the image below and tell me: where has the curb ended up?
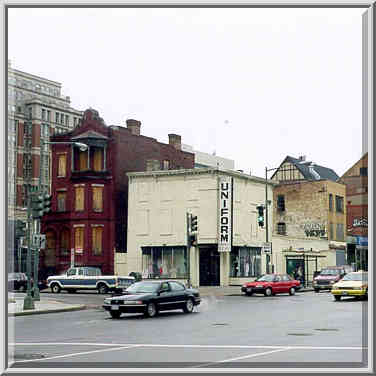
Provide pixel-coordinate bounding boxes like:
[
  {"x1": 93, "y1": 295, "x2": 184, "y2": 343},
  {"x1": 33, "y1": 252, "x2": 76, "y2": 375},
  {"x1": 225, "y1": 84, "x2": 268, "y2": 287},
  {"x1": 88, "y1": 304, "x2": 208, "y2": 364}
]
[{"x1": 8, "y1": 304, "x2": 87, "y2": 317}]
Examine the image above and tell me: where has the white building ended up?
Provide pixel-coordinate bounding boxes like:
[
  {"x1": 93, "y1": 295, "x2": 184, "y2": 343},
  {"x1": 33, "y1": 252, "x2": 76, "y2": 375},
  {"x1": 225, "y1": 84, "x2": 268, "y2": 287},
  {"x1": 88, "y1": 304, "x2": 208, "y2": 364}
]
[{"x1": 125, "y1": 168, "x2": 277, "y2": 287}]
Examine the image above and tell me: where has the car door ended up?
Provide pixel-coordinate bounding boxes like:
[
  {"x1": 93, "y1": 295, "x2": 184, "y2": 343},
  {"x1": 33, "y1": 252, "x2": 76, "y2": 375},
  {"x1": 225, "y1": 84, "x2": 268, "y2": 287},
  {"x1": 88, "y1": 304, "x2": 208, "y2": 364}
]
[
  {"x1": 273, "y1": 275, "x2": 283, "y2": 293},
  {"x1": 168, "y1": 281, "x2": 188, "y2": 309},
  {"x1": 157, "y1": 282, "x2": 176, "y2": 311},
  {"x1": 281, "y1": 275, "x2": 291, "y2": 293}
]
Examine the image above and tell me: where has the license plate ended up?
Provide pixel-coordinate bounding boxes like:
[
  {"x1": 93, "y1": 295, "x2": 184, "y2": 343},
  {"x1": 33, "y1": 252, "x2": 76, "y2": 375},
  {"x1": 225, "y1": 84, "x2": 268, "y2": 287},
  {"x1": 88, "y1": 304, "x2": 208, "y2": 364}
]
[
  {"x1": 111, "y1": 305, "x2": 119, "y2": 310},
  {"x1": 246, "y1": 288, "x2": 252, "y2": 292},
  {"x1": 341, "y1": 291, "x2": 348, "y2": 296},
  {"x1": 256, "y1": 285, "x2": 263, "y2": 288}
]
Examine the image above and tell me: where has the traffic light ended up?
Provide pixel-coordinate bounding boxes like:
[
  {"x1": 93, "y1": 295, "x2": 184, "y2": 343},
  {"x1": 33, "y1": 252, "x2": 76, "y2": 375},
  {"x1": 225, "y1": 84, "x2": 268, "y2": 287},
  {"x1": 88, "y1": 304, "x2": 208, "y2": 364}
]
[
  {"x1": 190, "y1": 214, "x2": 198, "y2": 233},
  {"x1": 256, "y1": 205, "x2": 264, "y2": 227},
  {"x1": 43, "y1": 194, "x2": 52, "y2": 214},
  {"x1": 31, "y1": 194, "x2": 44, "y2": 219}
]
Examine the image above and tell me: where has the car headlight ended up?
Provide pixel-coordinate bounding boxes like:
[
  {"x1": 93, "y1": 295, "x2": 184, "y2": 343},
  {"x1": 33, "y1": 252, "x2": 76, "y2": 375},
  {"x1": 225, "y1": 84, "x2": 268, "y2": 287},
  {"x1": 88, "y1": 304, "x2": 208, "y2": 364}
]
[
  {"x1": 104, "y1": 298, "x2": 112, "y2": 305},
  {"x1": 313, "y1": 280, "x2": 317, "y2": 285},
  {"x1": 330, "y1": 280, "x2": 335, "y2": 284}
]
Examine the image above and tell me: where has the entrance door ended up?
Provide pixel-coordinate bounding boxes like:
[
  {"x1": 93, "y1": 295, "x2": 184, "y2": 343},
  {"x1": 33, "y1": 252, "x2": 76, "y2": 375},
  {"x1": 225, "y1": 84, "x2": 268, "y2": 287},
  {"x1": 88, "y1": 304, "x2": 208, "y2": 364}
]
[{"x1": 199, "y1": 249, "x2": 220, "y2": 286}]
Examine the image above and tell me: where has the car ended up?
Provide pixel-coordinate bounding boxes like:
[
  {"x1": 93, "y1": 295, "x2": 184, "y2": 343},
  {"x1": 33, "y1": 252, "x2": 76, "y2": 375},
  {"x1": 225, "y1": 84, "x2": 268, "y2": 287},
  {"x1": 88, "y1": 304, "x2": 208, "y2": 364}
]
[
  {"x1": 313, "y1": 266, "x2": 347, "y2": 292},
  {"x1": 8, "y1": 272, "x2": 28, "y2": 292},
  {"x1": 241, "y1": 274, "x2": 301, "y2": 297},
  {"x1": 102, "y1": 280, "x2": 201, "y2": 319},
  {"x1": 331, "y1": 271, "x2": 368, "y2": 301}
]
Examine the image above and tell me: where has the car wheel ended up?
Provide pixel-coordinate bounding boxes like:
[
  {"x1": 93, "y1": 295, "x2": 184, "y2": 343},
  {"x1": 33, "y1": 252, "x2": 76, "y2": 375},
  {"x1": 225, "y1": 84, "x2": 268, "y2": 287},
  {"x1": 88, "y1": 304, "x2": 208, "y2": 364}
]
[
  {"x1": 145, "y1": 302, "x2": 158, "y2": 318},
  {"x1": 264, "y1": 287, "x2": 272, "y2": 297},
  {"x1": 289, "y1": 287, "x2": 296, "y2": 296},
  {"x1": 334, "y1": 295, "x2": 341, "y2": 301},
  {"x1": 51, "y1": 283, "x2": 61, "y2": 293},
  {"x1": 183, "y1": 298, "x2": 194, "y2": 313},
  {"x1": 314, "y1": 289, "x2": 320, "y2": 293},
  {"x1": 98, "y1": 284, "x2": 109, "y2": 294},
  {"x1": 245, "y1": 291, "x2": 253, "y2": 296},
  {"x1": 110, "y1": 311, "x2": 121, "y2": 319}
]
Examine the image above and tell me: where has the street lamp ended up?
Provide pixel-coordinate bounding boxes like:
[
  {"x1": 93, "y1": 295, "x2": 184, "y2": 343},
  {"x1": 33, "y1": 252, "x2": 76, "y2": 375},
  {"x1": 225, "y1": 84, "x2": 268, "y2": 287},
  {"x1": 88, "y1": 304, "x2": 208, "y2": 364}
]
[{"x1": 265, "y1": 166, "x2": 278, "y2": 274}]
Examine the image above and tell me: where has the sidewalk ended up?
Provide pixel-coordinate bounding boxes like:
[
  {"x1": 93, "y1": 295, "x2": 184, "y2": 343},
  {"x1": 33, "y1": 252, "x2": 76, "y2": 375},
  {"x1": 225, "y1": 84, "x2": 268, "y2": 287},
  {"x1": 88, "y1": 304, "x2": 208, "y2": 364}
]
[{"x1": 7, "y1": 294, "x2": 86, "y2": 317}]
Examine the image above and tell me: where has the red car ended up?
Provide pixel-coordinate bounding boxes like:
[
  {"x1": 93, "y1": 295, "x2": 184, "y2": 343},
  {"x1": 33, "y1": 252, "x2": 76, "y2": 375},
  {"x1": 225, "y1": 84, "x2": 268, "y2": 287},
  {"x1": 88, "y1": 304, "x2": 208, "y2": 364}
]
[{"x1": 241, "y1": 274, "x2": 301, "y2": 297}]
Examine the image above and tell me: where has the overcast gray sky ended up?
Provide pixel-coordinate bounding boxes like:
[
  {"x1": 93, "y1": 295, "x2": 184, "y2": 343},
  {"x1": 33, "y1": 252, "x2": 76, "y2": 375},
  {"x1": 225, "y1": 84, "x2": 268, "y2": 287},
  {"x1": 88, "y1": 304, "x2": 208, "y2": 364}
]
[{"x1": 8, "y1": 6, "x2": 365, "y2": 177}]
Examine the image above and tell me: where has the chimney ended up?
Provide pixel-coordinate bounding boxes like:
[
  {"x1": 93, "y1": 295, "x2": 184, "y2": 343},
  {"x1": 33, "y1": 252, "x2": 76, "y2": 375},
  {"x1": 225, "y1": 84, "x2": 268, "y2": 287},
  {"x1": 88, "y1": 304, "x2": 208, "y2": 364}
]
[
  {"x1": 126, "y1": 119, "x2": 141, "y2": 136},
  {"x1": 168, "y1": 134, "x2": 181, "y2": 150},
  {"x1": 299, "y1": 155, "x2": 306, "y2": 161},
  {"x1": 146, "y1": 159, "x2": 161, "y2": 171}
]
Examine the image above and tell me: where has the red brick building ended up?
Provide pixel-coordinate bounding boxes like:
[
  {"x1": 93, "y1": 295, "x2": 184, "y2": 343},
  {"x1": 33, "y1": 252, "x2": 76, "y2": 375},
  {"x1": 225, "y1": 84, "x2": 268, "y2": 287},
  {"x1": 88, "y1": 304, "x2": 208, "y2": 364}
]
[
  {"x1": 41, "y1": 108, "x2": 194, "y2": 276},
  {"x1": 338, "y1": 153, "x2": 368, "y2": 270}
]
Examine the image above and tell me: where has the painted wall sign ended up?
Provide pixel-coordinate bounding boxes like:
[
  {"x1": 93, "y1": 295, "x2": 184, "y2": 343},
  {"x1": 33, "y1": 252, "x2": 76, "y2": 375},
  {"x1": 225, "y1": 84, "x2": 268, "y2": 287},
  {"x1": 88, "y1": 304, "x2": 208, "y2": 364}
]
[
  {"x1": 302, "y1": 222, "x2": 326, "y2": 237},
  {"x1": 218, "y1": 176, "x2": 232, "y2": 252},
  {"x1": 353, "y1": 218, "x2": 368, "y2": 227}
]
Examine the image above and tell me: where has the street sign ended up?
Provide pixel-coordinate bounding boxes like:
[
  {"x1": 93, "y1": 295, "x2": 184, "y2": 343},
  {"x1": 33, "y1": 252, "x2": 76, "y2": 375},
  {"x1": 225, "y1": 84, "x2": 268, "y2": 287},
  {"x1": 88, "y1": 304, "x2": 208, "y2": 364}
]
[
  {"x1": 263, "y1": 242, "x2": 272, "y2": 253},
  {"x1": 32, "y1": 234, "x2": 46, "y2": 249}
]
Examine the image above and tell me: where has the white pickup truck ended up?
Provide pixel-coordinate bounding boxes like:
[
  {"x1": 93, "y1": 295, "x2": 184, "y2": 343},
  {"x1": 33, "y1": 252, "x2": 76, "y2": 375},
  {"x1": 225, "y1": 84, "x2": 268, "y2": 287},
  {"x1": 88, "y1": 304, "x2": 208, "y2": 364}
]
[{"x1": 47, "y1": 266, "x2": 135, "y2": 294}]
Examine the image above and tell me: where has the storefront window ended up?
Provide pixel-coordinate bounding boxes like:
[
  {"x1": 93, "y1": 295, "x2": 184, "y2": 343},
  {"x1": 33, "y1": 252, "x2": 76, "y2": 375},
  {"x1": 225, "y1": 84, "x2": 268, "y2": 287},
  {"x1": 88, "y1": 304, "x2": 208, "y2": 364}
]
[
  {"x1": 230, "y1": 247, "x2": 261, "y2": 277},
  {"x1": 142, "y1": 247, "x2": 187, "y2": 279}
]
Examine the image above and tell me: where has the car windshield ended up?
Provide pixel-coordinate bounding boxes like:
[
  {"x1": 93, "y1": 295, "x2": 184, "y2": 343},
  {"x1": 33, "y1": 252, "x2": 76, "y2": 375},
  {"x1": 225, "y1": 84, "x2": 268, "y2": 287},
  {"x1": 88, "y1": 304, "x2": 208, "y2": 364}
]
[
  {"x1": 342, "y1": 273, "x2": 367, "y2": 282},
  {"x1": 255, "y1": 275, "x2": 275, "y2": 282},
  {"x1": 320, "y1": 269, "x2": 340, "y2": 276},
  {"x1": 125, "y1": 281, "x2": 160, "y2": 293}
]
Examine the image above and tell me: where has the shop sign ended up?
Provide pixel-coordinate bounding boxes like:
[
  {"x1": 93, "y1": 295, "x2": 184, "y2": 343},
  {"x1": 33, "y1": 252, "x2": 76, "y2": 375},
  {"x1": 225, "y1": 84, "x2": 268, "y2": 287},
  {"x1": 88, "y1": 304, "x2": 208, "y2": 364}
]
[
  {"x1": 218, "y1": 176, "x2": 232, "y2": 252},
  {"x1": 263, "y1": 242, "x2": 272, "y2": 253},
  {"x1": 355, "y1": 236, "x2": 368, "y2": 246}
]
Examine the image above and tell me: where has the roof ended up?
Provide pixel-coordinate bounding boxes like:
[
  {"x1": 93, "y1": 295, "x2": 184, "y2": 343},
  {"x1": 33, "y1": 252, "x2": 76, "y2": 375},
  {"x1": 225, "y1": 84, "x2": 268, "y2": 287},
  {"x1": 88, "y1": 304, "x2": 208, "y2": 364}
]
[{"x1": 272, "y1": 156, "x2": 339, "y2": 182}]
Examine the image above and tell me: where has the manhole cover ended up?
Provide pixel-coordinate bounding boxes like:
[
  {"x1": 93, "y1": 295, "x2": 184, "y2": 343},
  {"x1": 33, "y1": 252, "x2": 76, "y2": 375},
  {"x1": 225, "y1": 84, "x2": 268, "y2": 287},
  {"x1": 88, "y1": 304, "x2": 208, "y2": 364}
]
[
  {"x1": 287, "y1": 333, "x2": 313, "y2": 336},
  {"x1": 314, "y1": 328, "x2": 339, "y2": 331},
  {"x1": 212, "y1": 323, "x2": 229, "y2": 326},
  {"x1": 14, "y1": 354, "x2": 45, "y2": 360}
]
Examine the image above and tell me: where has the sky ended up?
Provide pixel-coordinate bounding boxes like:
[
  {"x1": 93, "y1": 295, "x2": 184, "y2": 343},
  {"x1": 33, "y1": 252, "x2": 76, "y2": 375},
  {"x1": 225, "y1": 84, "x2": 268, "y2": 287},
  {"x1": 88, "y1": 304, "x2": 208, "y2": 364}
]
[{"x1": 7, "y1": 6, "x2": 366, "y2": 178}]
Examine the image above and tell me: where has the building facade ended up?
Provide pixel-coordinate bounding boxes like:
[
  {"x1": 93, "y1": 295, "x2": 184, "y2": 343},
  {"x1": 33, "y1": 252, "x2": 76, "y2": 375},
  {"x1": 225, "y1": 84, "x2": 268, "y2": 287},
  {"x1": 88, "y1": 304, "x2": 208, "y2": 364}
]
[
  {"x1": 272, "y1": 180, "x2": 347, "y2": 282},
  {"x1": 41, "y1": 109, "x2": 194, "y2": 277},
  {"x1": 338, "y1": 153, "x2": 368, "y2": 271},
  {"x1": 126, "y1": 168, "x2": 276, "y2": 287},
  {"x1": 8, "y1": 60, "x2": 83, "y2": 222}
]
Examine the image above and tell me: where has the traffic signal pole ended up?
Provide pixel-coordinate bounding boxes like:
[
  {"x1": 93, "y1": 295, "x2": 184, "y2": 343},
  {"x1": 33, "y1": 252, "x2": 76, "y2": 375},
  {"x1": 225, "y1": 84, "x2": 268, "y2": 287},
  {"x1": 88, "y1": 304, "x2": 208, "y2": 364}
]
[
  {"x1": 186, "y1": 213, "x2": 191, "y2": 288},
  {"x1": 265, "y1": 167, "x2": 270, "y2": 274}
]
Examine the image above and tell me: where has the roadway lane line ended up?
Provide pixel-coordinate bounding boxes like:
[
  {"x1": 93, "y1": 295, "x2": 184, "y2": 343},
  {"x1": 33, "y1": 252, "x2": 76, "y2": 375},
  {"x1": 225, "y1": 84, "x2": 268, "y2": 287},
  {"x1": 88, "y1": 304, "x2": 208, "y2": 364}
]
[
  {"x1": 11, "y1": 343, "x2": 366, "y2": 350},
  {"x1": 194, "y1": 347, "x2": 292, "y2": 367},
  {"x1": 13, "y1": 344, "x2": 142, "y2": 363}
]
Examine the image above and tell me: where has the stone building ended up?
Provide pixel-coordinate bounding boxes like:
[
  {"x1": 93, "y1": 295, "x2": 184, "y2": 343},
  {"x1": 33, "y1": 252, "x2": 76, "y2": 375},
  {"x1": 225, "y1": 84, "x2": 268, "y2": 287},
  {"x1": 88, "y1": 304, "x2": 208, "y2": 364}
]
[
  {"x1": 126, "y1": 168, "x2": 277, "y2": 287},
  {"x1": 41, "y1": 109, "x2": 194, "y2": 277},
  {"x1": 338, "y1": 153, "x2": 368, "y2": 270},
  {"x1": 270, "y1": 155, "x2": 346, "y2": 282},
  {"x1": 8, "y1": 60, "x2": 83, "y2": 221}
]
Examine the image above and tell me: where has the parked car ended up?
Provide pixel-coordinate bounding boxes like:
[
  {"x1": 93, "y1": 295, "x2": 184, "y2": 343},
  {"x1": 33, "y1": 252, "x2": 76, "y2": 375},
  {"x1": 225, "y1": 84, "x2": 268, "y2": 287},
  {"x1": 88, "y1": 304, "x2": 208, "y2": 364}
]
[
  {"x1": 331, "y1": 271, "x2": 368, "y2": 301},
  {"x1": 103, "y1": 280, "x2": 201, "y2": 319},
  {"x1": 313, "y1": 266, "x2": 347, "y2": 292},
  {"x1": 241, "y1": 274, "x2": 301, "y2": 297},
  {"x1": 8, "y1": 273, "x2": 28, "y2": 292}
]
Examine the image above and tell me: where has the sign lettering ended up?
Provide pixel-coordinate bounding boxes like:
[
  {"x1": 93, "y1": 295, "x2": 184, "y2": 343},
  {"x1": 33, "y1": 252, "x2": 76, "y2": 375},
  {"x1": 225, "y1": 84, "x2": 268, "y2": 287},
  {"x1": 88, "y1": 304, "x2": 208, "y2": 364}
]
[{"x1": 218, "y1": 177, "x2": 232, "y2": 252}]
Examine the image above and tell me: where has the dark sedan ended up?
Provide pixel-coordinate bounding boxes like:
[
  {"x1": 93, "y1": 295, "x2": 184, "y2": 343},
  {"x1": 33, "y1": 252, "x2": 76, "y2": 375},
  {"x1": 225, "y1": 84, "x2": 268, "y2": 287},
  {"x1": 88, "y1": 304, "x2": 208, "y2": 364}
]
[
  {"x1": 241, "y1": 274, "x2": 301, "y2": 296},
  {"x1": 103, "y1": 280, "x2": 201, "y2": 319},
  {"x1": 8, "y1": 273, "x2": 28, "y2": 292}
]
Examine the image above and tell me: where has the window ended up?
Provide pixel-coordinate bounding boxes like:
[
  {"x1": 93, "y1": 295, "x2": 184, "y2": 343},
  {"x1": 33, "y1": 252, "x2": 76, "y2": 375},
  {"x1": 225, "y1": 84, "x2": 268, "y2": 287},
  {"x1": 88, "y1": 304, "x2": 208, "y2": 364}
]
[
  {"x1": 142, "y1": 247, "x2": 187, "y2": 279},
  {"x1": 169, "y1": 281, "x2": 185, "y2": 291},
  {"x1": 92, "y1": 187, "x2": 103, "y2": 212},
  {"x1": 58, "y1": 154, "x2": 67, "y2": 177},
  {"x1": 75, "y1": 187, "x2": 85, "y2": 211},
  {"x1": 65, "y1": 115, "x2": 69, "y2": 126},
  {"x1": 360, "y1": 167, "x2": 368, "y2": 176},
  {"x1": 277, "y1": 195, "x2": 285, "y2": 211},
  {"x1": 329, "y1": 194, "x2": 333, "y2": 211},
  {"x1": 335, "y1": 196, "x2": 344, "y2": 213},
  {"x1": 93, "y1": 149, "x2": 103, "y2": 171},
  {"x1": 230, "y1": 247, "x2": 261, "y2": 277},
  {"x1": 67, "y1": 268, "x2": 76, "y2": 276},
  {"x1": 55, "y1": 112, "x2": 59, "y2": 123},
  {"x1": 329, "y1": 222, "x2": 334, "y2": 240},
  {"x1": 277, "y1": 222, "x2": 286, "y2": 235},
  {"x1": 92, "y1": 227, "x2": 103, "y2": 255},
  {"x1": 79, "y1": 151, "x2": 88, "y2": 171},
  {"x1": 47, "y1": 110, "x2": 51, "y2": 121},
  {"x1": 163, "y1": 160, "x2": 170, "y2": 170},
  {"x1": 336, "y1": 223, "x2": 344, "y2": 241},
  {"x1": 60, "y1": 229, "x2": 70, "y2": 255},
  {"x1": 61, "y1": 114, "x2": 65, "y2": 125},
  {"x1": 42, "y1": 109, "x2": 46, "y2": 121},
  {"x1": 57, "y1": 192, "x2": 66, "y2": 212},
  {"x1": 74, "y1": 227, "x2": 84, "y2": 252}
]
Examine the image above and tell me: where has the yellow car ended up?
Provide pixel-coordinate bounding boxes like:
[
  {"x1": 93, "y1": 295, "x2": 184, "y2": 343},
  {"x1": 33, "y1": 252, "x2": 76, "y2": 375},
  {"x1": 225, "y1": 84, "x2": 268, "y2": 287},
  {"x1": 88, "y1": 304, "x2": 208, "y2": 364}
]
[{"x1": 331, "y1": 271, "x2": 368, "y2": 301}]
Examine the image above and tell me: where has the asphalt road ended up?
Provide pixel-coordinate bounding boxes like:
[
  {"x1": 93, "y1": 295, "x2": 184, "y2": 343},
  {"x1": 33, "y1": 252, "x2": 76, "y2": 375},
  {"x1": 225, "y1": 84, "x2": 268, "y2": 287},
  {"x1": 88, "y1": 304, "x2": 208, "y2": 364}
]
[{"x1": 8, "y1": 290, "x2": 368, "y2": 370}]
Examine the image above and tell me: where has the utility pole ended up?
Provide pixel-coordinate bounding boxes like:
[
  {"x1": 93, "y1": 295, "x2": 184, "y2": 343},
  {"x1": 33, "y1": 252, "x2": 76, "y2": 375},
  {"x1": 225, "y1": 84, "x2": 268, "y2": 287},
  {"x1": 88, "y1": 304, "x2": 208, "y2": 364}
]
[{"x1": 186, "y1": 213, "x2": 191, "y2": 288}]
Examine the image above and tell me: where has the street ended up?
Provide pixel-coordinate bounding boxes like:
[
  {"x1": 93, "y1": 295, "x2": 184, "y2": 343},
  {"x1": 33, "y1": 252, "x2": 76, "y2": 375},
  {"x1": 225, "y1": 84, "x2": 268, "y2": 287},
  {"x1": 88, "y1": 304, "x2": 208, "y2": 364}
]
[{"x1": 8, "y1": 290, "x2": 367, "y2": 369}]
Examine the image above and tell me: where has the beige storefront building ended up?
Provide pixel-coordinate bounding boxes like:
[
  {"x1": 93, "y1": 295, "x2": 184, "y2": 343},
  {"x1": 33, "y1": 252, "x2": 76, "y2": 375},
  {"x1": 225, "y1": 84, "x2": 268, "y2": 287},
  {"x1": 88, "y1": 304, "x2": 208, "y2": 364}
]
[{"x1": 125, "y1": 168, "x2": 277, "y2": 287}]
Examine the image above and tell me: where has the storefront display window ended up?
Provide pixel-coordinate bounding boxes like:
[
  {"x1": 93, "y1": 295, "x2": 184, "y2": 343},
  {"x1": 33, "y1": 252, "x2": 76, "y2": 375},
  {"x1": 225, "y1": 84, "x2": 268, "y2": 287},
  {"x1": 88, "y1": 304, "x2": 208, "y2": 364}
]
[
  {"x1": 142, "y1": 246, "x2": 187, "y2": 279},
  {"x1": 230, "y1": 247, "x2": 261, "y2": 277}
]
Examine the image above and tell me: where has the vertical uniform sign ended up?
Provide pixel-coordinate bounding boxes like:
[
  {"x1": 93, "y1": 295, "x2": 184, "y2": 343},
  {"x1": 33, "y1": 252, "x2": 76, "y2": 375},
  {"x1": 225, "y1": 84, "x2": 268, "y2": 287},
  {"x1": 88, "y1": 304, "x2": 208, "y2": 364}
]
[{"x1": 218, "y1": 176, "x2": 232, "y2": 252}]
